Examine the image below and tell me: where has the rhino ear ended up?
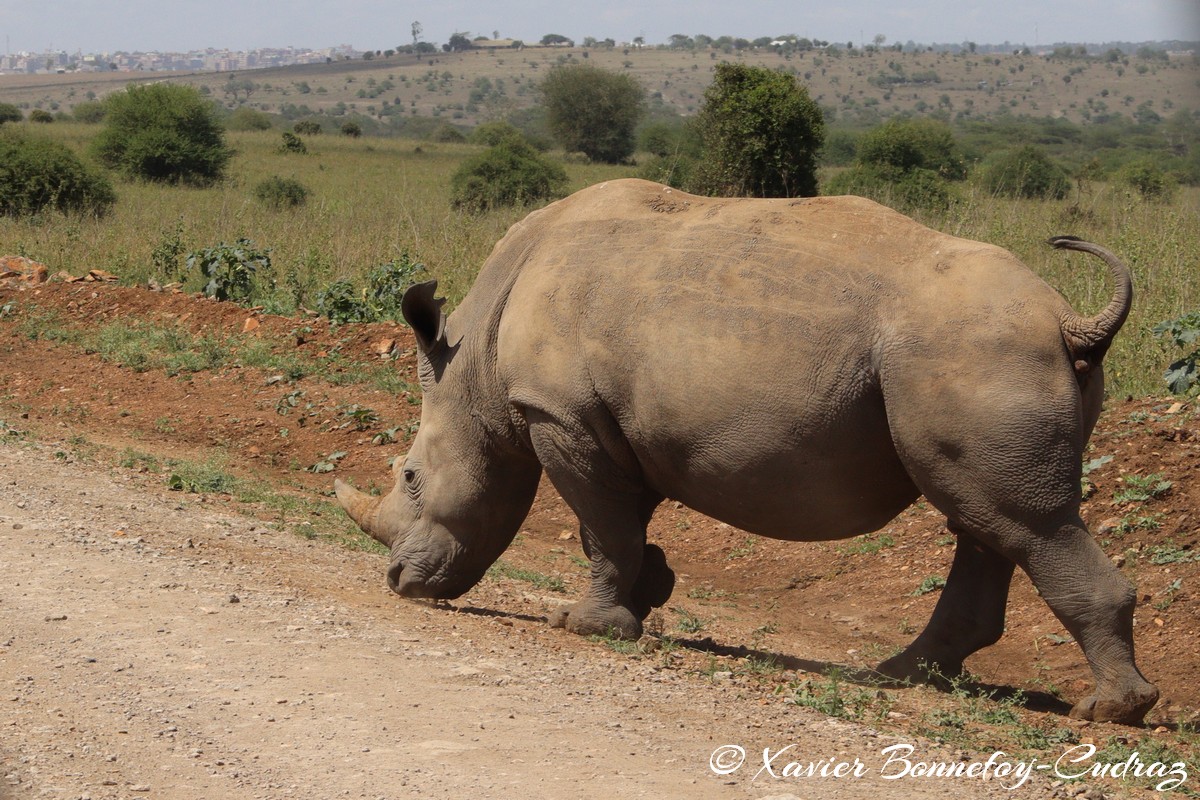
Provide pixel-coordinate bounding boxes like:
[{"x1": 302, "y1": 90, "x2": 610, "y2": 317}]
[{"x1": 402, "y1": 280, "x2": 447, "y2": 358}]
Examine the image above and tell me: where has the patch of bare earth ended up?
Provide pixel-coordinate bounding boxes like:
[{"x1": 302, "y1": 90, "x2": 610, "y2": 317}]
[{"x1": 1, "y1": 278, "x2": 1196, "y2": 799}]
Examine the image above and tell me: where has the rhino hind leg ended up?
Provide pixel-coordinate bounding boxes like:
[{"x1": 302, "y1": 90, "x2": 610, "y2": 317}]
[
  {"x1": 876, "y1": 529, "x2": 1014, "y2": 685},
  {"x1": 883, "y1": 385, "x2": 1159, "y2": 724}
]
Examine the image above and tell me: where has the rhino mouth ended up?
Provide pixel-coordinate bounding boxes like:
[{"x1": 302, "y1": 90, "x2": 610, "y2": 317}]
[{"x1": 387, "y1": 557, "x2": 474, "y2": 600}]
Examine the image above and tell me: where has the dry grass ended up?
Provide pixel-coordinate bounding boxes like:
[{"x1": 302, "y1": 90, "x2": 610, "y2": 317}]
[{"x1": 1, "y1": 122, "x2": 1196, "y2": 396}]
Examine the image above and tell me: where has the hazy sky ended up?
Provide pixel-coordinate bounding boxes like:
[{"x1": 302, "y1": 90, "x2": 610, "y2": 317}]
[{"x1": 4, "y1": 0, "x2": 1199, "y2": 54}]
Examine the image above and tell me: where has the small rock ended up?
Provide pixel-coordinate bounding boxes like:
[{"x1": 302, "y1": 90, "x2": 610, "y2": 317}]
[
  {"x1": 228, "y1": 594, "x2": 240, "y2": 604},
  {"x1": 712, "y1": 671, "x2": 733, "y2": 682}
]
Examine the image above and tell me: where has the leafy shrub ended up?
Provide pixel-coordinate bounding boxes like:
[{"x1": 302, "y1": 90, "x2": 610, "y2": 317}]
[
  {"x1": 363, "y1": 255, "x2": 426, "y2": 320},
  {"x1": 314, "y1": 255, "x2": 427, "y2": 324},
  {"x1": 0, "y1": 128, "x2": 115, "y2": 217},
  {"x1": 254, "y1": 175, "x2": 309, "y2": 208},
  {"x1": 277, "y1": 131, "x2": 307, "y2": 154},
  {"x1": 0, "y1": 103, "x2": 21, "y2": 124},
  {"x1": 691, "y1": 62, "x2": 824, "y2": 197},
  {"x1": 91, "y1": 83, "x2": 232, "y2": 185},
  {"x1": 315, "y1": 280, "x2": 368, "y2": 324},
  {"x1": 186, "y1": 239, "x2": 271, "y2": 303},
  {"x1": 823, "y1": 119, "x2": 966, "y2": 211},
  {"x1": 856, "y1": 118, "x2": 966, "y2": 179},
  {"x1": 340, "y1": 120, "x2": 363, "y2": 138},
  {"x1": 1115, "y1": 158, "x2": 1177, "y2": 201},
  {"x1": 825, "y1": 164, "x2": 951, "y2": 211},
  {"x1": 29, "y1": 109, "x2": 54, "y2": 123},
  {"x1": 72, "y1": 101, "x2": 107, "y2": 123},
  {"x1": 979, "y1": 145, "x2": 1070, "y2": 199},
  {"x1": 450, "y1": 140, "x2": 568, "y2": 213},
  {"x1": 293, "y1": 120, "x2": 322, "y2": 135},
  {"x1": 1154, "y1": 311, "x2": 1200, "y2": 395},
  {"x1": 227, "y1": 106, "x2": 273, "y2": 131}
]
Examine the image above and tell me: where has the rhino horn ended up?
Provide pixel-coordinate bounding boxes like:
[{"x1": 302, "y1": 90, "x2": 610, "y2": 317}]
[{"x1": 334, "y1": 479, "x2": 390, "y2": 546}]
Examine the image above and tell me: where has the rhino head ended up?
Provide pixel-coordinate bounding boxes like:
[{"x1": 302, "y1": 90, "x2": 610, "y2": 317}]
[{"x1": 334, "y1": 280, "x2": 541, "y2": 600}]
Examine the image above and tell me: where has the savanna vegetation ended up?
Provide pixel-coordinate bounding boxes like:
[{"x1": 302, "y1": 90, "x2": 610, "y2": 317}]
[{"x1": 0, "y1": 40, "x2": 1197, "y2": 397}]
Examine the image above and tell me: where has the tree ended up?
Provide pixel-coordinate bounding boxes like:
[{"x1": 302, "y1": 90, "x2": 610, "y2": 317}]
[
  {"x1": 540, "y1": 33, "x2": 574, "y2": 47},
  {"x1": 446, "y1": 32, "x2": 473, "y2": 52},
  {"x1": 691, "y1": 63, "x2": 824, "y2": 197},
  {"x1": 0, "y1": 103, "x2": 22, "y2": 124},
  {"x1": 540, "y1": 64, "x2": 644, "y2": 163},
  {"x1": 92, "y1": 83, "x2": 232, "y2": 186}
]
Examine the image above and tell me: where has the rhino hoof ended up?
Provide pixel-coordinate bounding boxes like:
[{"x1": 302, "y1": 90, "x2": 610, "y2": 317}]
[
  {"x1": 550, "y1": 600, "x2": 641, "y2": 640},
  {"x1": 1069, "y1": 685, "x2": 1159, "y2": 726}
]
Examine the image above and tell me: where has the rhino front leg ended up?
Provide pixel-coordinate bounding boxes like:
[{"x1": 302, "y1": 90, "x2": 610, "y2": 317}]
[
  {"x1": 526, "y1": 408, "x2": 663, "y2": 639},
  {"x1": 877, "y1": 529, "x2": 1015, "y2": 683}
]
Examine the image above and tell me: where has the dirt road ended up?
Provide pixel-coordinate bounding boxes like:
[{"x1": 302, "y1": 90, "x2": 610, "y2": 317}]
[{"x1": 1, "y1": 435, "x2": 1089, "y2": 800}]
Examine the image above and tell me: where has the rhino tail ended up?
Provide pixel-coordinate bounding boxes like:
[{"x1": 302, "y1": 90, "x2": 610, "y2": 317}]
[
  {"x1": 334, "y1": 479, "x2": 389, "y2": 546},
  {"x1": 1048, "y1": 235, "x2": 1133, "y2": 366}
]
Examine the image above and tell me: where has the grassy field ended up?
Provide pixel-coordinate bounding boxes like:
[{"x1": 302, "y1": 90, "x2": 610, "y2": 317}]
[{"x1": 0, "y1": 121, "x2": 1197, "y2": 397}]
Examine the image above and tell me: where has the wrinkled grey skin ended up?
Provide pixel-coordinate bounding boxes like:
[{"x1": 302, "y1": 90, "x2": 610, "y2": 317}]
[{"x1": 336, "y1": 179, "x2": 1158, "y2": 725}]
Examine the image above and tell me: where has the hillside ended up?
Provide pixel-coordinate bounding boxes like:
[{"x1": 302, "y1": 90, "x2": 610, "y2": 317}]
[{"x1": 3, "y1": 44, "x2": 1196, "y2": 133}]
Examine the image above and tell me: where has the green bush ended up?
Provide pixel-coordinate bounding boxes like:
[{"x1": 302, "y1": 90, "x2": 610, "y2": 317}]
[
  {"x1": 856, "y1": 118, "x2": 966, "y2": 179},
  {"x1": 314, "y1": 255, "x2": 428, "y2": 324},
  {"x1": 979, "y1": 145, "x2": 1070, "y2": 199},
  {"x1": 92, "y1": 84, "x2": 232, "y2": 185},
  {"x1": 0, "y1": 128, "x2": 115, "y2": 217},
  {"x1": 227, "y1": 106, "x2": 273, "y2": 131},
  {"x1": 29, "y1": 109, "x2": 54, "y2": 123},
  {"x1": 691, "y1": 63, "x2": 824, "y2": 197},
  {"x1": 824, "y1": 164, "x2": 951, "y2": 211},
  {"x1": 340, "y1": 120, "x2": 363, "y2": 138},
  {"x1": 293, "y1": 120, "x2": 322, "y2": 136},
  {"x1": 0, "y1": 103, "x2": 21, "y2": 124},
  {"x1": 540, "y1": 63, "x2": 645, "y2": 163},
  {"x1": 1115, "y1": 158, "x2": 1177, "y2": 201},
  {"x1": 430, "y1": 123, "x2": 466, "y2": 143},
  {"x1": 254, "y1": 176, "x2": 309, "y2": 209},
  {"x1": 315, "y1": 280, "x2": 368, "y2": 324},
  {"x1": 823, "y1": 118, "x2": 967, "y2": 211},
  {"x1": 450, "y1": 140, "x2": 568, "y2": 213},
  {"x1": 470, "y1": 120, "x2": 524, "y2": 147},
  {"x1": 277, "y1": 131, "x2": 307, "y2": 154},
  {"x1": 185, "y1": 239, "x2": 271, "y2": 303}
]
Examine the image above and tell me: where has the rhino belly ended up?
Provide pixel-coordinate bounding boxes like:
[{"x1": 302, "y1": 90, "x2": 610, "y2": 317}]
[{"x1": 629, "y1": 401, "x2": 920, "y2": 542}]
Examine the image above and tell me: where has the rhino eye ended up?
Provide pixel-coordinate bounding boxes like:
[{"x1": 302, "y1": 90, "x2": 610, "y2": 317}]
[{"x1": 402, "y1": 468, "x2": 416, "y2": 484}]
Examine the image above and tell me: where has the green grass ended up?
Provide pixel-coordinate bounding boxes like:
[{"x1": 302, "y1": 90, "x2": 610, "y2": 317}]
[
  {"x1": 14, "y1": 307, "x2": 416, "y2": 392},
  {"x1": 485, "y1": 559, "x2": 567, "y2": 592}
]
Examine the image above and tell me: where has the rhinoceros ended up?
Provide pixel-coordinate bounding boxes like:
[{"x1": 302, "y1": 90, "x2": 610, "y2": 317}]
[{"x1": 336, "y1": 178, "x2": 1158, "y2": 724}]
